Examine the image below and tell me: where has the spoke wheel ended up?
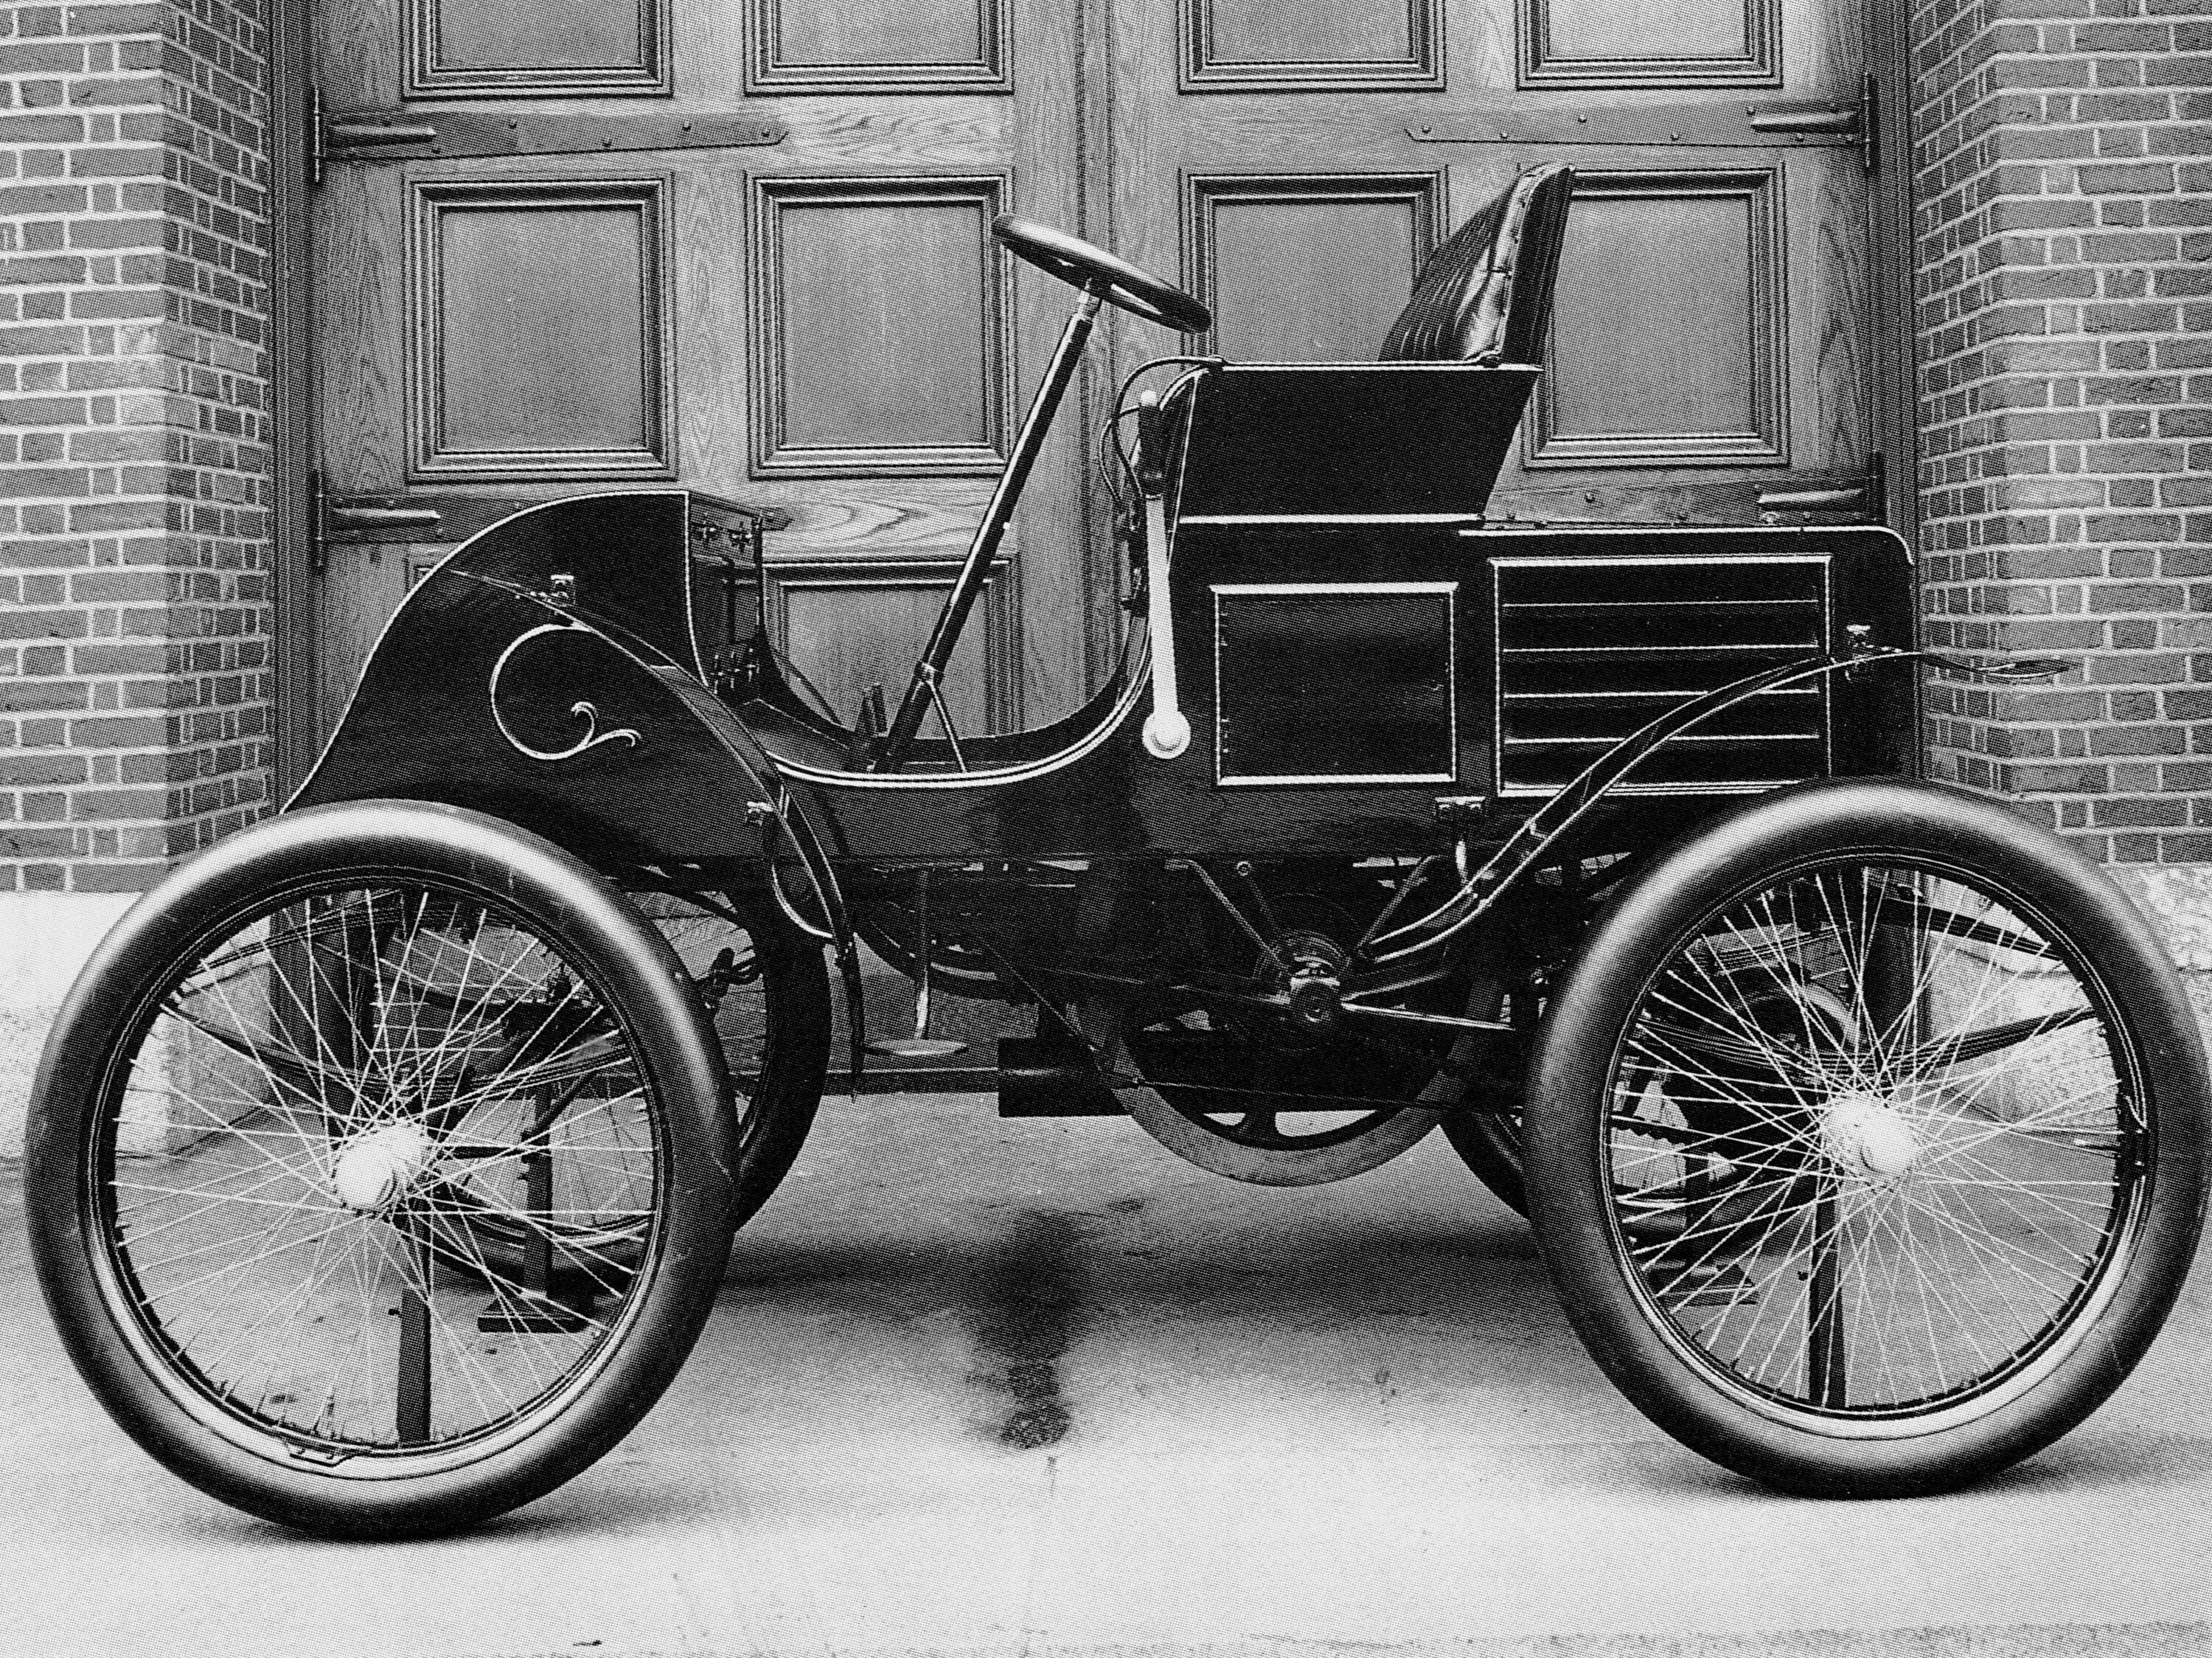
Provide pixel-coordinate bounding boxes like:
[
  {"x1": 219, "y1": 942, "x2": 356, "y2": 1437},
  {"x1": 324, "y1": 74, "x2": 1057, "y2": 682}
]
[
  {"x1": 1526, "y1": 779, "x2": 2209, "y2": 1496},
  {"x1": 27, "y1": 803, "x2": 739, "y2": 1538}
]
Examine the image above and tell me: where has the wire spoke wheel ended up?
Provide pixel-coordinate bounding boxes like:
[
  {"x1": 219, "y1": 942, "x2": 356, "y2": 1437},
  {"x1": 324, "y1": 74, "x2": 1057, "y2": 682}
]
[
  {"x1": 1610, "y1": 867, "x2": 2126, "y2": 1413},
  {"x1": 1526, "y1": 781, "x2": 2208, "y2": 1496},
  {"x1": 27, "y1": 805, "x2": 740, "y2": 1538}
]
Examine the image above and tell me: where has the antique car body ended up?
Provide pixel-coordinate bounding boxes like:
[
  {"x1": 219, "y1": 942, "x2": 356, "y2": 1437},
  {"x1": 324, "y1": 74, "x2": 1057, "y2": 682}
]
[
  {"x1": 29, "y1": 161, "x2": 2209, "y2": 1543},
  {"x1": 291, "y1": 489, "x2": 1919, "y2": 868}
]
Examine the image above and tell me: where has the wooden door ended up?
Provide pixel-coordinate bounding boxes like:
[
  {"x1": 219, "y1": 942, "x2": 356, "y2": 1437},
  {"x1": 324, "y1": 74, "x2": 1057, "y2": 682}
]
[
  {"x1": 1107, "y1": 0, "x2": 1890, "y2": 527},
  {"x1": 305, "y1": 0, "x2": 1901, "y2": 758},
  {"x1": 308, "y1": 0, "x2": 1091, "y2": 746}
]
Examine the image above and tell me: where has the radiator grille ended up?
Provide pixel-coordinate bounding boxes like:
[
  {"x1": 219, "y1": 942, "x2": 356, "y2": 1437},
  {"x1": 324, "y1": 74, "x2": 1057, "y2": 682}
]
[{"x1": 1494, "y1": 554, "x2": 1830, "y2": 794}]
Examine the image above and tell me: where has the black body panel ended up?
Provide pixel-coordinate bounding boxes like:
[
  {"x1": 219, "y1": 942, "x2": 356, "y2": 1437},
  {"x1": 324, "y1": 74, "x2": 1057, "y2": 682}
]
[
  {"x1": 291, "y1": 493, "x2": 1915, "y2": 867},
  {"x1": 1172, "y1": 364, "x2": 1540, "y2": 521},
  {"x1": 291, "y1": 492, "x2": 785, "y2": 863}
]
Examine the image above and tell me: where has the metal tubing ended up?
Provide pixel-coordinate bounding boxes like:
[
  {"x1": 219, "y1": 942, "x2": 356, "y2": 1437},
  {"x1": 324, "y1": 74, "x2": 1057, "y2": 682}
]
[
  {"x1": 395, "y1": 1255, "x2": 431, "y2": 1445},
  {"x1": 877, "y1": 291, "x2": 1105, "y2": 769}
]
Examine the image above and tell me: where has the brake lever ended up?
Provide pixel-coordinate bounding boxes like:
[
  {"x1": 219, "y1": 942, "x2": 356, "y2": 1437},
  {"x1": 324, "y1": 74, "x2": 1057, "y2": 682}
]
[{"x1": 1135, "y1": 389, "x2": 1191, "y2": 760}]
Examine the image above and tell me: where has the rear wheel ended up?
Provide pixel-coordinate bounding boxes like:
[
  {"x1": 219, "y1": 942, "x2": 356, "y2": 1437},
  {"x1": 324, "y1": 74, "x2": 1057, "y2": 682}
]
[
  {"x1": 1438, "y1": 974, "x2": 1537, "y2": 1214},
  {"x1": 630, "y1": 889, "x2": 830, "y2": 1229},
  {"x1": 1526, "y1": 780, "x2": 2210, "y2": 1496},
  {"x1": 27, "y1": 802, "x2": 740, "y2": 1538}
]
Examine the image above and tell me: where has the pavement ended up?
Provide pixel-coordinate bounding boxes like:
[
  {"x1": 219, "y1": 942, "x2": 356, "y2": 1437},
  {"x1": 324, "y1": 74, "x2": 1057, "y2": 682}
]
[{"x1": 6, "y1": 1092, "x2": 2212, "y2": 1658}]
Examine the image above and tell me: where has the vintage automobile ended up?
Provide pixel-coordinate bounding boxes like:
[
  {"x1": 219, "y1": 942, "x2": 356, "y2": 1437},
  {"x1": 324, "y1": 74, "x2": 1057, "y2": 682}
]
[{"x1": 26, "y1": 164, "x2": 2211, "y2": 1539}]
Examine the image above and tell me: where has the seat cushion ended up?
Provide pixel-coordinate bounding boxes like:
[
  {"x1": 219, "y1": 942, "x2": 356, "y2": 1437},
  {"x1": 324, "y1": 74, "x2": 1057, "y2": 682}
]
[{"x1": 1380, "y1": 164, "x2": 1573, "y2": 365}]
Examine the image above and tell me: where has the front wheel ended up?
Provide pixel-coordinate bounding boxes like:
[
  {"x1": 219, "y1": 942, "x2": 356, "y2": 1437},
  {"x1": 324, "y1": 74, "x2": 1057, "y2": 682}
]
[
  {"x1": 1525, "y1": 779, "x2": 2209, "y2": 1496},
  {"x1": 26, "y1": 802, "x2": 740, "y2": 1538}
]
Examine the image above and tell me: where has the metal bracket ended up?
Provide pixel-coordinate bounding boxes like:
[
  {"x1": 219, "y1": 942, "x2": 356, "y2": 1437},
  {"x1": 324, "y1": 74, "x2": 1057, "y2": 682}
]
[
  {"x1": 1408, "y1": 87, "x2": 1865, "y2": 153},
  {"x1": 309, "y1": 469, "x2": 445, "y2": 575},
  {"x1": 310, "y1": 85, "x2": 785, "y2": 184}
]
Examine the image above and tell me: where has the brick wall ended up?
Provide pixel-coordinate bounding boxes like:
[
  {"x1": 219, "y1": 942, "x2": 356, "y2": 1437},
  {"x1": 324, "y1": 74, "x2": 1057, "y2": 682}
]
[
  {"x1": 0, "y1": 0, "x2": 273, "y2": 1141},
  {"x1": 1913, "y1": 0, "x2": 2212, "y2": 867},
  {"x1": 0, "y1": 0, "x2": 274, "y2": 897}
]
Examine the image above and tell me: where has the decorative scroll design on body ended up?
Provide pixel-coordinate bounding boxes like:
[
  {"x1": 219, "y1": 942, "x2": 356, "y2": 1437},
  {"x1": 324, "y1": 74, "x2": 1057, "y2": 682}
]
[{"x1": 487, "y1": 622, "x2": 644, "y2": 763}]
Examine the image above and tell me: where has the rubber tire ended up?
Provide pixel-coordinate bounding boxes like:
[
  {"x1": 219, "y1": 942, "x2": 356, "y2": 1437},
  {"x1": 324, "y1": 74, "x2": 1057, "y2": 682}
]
[
  {"x1": 26, "y1": 802, "x2": 741, "y2": 1539},
  {"x1": 721, "y1": 909, "x2": 830, "y2": 1228},
  {"x1": 1439, "y1": 977, "x2": 1533, "y2": 1215},
  {"x1": 631, "y1": 889, "x2": 830, "y2": 1229},
  {"x1": 1524, "y1": 777, "x2": 2211, "y2": 1497}
]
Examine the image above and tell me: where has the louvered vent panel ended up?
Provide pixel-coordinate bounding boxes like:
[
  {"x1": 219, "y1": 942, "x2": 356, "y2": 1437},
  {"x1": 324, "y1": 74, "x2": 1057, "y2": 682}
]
[{"x1": 1494, "y1": 555, "x2": 1830, "y2": 794}]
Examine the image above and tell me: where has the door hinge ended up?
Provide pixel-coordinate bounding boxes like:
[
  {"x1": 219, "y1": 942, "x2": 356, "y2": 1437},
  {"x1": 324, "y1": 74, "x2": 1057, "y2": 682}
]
[
  {"x1": 1410, "y1": 77, "x2": 1879, "y2": 158},
  {"x1": 1411, "y1": 95, "x2": 1865, "y2": 152},
  {"x1": 310, "y1": 470, "x2": 448, "y2": 575},
  {"x1": 309, "y1": 85, "x2": 784, "y2": 185}
]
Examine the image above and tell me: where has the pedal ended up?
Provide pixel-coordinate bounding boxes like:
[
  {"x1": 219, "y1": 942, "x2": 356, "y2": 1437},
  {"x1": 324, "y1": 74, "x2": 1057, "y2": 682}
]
[
  {"x1": 865, "y1": 1036, "x2": 969, "y2": 1058},
  {"x1": 865, "y1": 867, "x2": 969, "y2": 1058}
]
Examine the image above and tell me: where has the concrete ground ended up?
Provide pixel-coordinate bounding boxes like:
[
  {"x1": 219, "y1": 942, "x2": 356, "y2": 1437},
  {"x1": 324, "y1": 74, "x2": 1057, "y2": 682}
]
[{"x1": 5, "y1": 1093, "x2": 2212, "y2": 1658}]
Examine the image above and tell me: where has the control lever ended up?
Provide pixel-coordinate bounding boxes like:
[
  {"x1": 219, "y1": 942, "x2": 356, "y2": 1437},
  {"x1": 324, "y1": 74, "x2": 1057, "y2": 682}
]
[
  {"x1": 1135, "y1": 392, "x2": 1189, "y2": 760},
  {"x1": 847, "y1": 681, "x2": 886, "y2": 768}
]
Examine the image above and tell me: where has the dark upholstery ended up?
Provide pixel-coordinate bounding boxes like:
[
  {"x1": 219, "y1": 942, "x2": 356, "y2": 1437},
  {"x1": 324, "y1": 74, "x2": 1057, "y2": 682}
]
[{"x1": 1379, "y1": 164, "x2": 1575, "y2": 365}]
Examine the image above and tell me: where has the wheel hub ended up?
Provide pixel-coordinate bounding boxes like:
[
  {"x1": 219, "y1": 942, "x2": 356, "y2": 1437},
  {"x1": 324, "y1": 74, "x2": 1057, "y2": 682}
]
[
  {"x1": 1273, "y1": 929, "x2": 1346, "y2": 1035},
  {"x1": 1819, "y1": 1093, "x2": 1921, "y2": 1181},
  {"x1": 330, "y1": 1120, "x2": 437, "y2": 1214}
]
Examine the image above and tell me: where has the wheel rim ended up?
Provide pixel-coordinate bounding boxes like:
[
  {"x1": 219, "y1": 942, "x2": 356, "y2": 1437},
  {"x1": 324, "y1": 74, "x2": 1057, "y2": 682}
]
[
  {"x1": 86, "y1": 873, "x2": 671, "y2": 1477},
  {"x1": 1599, "y1": 854, "x2": 2151, "y2": 1434}
]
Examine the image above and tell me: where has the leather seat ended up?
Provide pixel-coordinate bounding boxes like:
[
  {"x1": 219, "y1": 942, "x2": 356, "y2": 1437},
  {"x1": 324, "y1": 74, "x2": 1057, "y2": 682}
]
[{"x1": 1380, "y1": 164, "x2": 1575, "y2": 365}]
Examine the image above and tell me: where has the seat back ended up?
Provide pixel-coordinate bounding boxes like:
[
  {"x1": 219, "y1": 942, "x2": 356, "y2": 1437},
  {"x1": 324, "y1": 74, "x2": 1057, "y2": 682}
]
[{"x1": 1379, "y1": 164, "x2": 1574, "y2": 365}]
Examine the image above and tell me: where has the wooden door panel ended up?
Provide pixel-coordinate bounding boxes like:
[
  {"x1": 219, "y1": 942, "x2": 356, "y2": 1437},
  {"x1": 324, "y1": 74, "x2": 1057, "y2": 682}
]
[
  {"x1": 1186, "y1": 173, "x2": 1441, "y2": 362},
  {"x1": 771, "y1": 558, "x2": 1013, "y2": 737},
  {"x1": 1534, "y1": 168, "x2": 1785, "y2": 465},
  {"x1": 752, "y1": 0, "x2": 1007, "y2": 88},
  {"x1": 414, "y1": 178, "x2": 672, "y2": 476},
  {"x1": 1118, "y1": 0, "x2": 1880, "y2": 529},
  {"x1": 313, "y1": 0, "x2": 1089, "y2": 746},
  {"x1": 748, "y1": 177, "x2": 1009, "y2": 474},
  {"x1": 310, "y1": 0, "x2": 1891, "y2": 758},
  {"x1": 1521, "y1": 0, "x2": 1778, "y2": 83},
  {"x1": 411, "y1": 0, "x2": 668, "y2": 92},
  {"x1": 1183, "y1": 0, "x2": 1444, "y2": 89}
]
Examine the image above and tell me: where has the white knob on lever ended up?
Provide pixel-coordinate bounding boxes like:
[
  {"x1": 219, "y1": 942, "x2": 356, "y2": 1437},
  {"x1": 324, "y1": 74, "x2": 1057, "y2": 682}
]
[
  {"x1": 1144, "y1": 707, "x2": 1190, "y2": 760},
  {"x1": 1135, "y1": 392, "x2": 1189, "y2": 761}
]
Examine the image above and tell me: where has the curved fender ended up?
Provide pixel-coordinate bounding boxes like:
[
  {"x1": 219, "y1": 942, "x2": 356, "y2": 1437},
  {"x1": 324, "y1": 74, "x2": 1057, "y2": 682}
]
[
  {"x1": 291, "y1": 555, "x2": 810, "y2": 880},
  {"x1": 291, "y1": 489, "x2": 872, "y2": 1069}
]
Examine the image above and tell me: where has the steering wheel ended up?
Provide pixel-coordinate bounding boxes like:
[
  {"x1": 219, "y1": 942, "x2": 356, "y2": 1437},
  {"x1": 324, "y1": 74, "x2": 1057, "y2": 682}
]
[{"x1": 992, "y1": 214, "x2": 1212, "y2": 334}]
